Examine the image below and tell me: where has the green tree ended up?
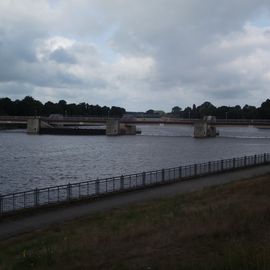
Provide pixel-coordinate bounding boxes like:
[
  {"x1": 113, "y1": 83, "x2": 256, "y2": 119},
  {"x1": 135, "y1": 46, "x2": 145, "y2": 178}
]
[
  {"x1": 171, "y1": 106, "x2": 182, "y2": 116},
  {"x1": 259, "y1": 99, "x2": 270, "y2": 119},
  {"x1": 197, "y1": 102, "x2": 216, "y2": 117}
]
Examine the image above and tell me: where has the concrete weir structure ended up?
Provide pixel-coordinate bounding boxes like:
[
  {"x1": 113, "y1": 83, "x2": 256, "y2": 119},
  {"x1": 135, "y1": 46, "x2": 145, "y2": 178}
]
[
  {"x1": 106, "y1": 120, "x2": 137, "y2": 135},
  {"x1": 194, "y1": 116, "x2": 218, "y2": 138},
  {"x1": 27, "y1": 118, "x2": 138, "y2": 136},
  {"x1": 106, "y1": 119, "x2": 120, "y2": 136},
  {"x1": 27, "y1": 119, "x2": 40, "y2": 134},
  {"x1": 27, "y1": 119, "x2": 54, "y2": 134},
  {"x1": 120, "y1": 123, "x2": 137, "y2": 135}
]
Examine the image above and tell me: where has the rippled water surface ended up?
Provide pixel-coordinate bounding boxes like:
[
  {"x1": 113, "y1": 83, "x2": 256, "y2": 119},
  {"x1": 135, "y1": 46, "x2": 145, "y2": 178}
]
[{"x1": 1, "y1": 125, "x2": 270, "y2": 194}]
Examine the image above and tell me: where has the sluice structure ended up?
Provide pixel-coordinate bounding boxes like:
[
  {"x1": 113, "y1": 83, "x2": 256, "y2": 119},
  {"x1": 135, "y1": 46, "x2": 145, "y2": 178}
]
[
  {"x1": 26, "y1": 118, "x2": 138, "y2": 136},
  {"x1": 105, "y1": 119, "x2": 138, "y2": 135},
  {"x1": 194, "y1": 116, "x2": 219, "y2": 138}
]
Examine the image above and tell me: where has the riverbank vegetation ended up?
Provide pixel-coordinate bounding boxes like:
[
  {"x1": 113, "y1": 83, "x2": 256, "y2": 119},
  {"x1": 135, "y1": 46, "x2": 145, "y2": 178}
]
[
  {"x1": 0, "y1": 96, "x2": 126, "y2": 117},
  {"x1": 170, "y1": 99, "x2": 270, "y2": 119},
  {"x1": 0, "y1": 174, "x2": 270, "y2": 269},
  {"x1": 2, "y1": 96, "x2": 270, "y2": 119}
]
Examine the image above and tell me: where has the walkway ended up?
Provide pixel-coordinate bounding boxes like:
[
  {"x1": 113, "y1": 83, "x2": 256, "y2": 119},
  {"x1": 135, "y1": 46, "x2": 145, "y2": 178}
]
[{"x1": 1, "y1": 165, "x2": 270, "y2": 240}]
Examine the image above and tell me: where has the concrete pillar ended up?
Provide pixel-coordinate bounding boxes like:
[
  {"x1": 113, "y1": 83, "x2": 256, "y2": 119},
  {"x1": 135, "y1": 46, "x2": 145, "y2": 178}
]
[
  {"x1": 120, "y1": 124, "x2": 137, "y2": 135},
  {"x1": 27, "y1": 119, "x2": 40, "y2": 134},
  {"x1": 194, "y1": 116, "x2": 217, "y2": 138},
  {"x1": 194, "y1": 122, "x2": 207, "y2": 138},
  {"x1": 106, "y1": 119, "x2": 120, "y2": 136}
]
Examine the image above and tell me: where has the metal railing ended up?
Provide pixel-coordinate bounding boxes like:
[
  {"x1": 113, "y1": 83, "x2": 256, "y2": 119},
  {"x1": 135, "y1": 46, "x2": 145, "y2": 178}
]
[{"x1": 0, "y1": 153, "x2": 269, "y2": 216}]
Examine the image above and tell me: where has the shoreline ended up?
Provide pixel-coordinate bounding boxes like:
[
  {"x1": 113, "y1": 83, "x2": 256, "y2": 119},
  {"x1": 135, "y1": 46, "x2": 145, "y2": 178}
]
[
  {"x1": 1, "y1": 163, "x2": 270, "y2": 240},
  {"x1": 0, "y1": 169, "x2": 270, "y2": 269}
]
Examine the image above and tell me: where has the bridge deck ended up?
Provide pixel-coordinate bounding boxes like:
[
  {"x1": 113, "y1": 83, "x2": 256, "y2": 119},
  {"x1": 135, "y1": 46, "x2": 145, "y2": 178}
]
[{"x1": 0, "y1": 116, "x2": 270, "y2": 126}]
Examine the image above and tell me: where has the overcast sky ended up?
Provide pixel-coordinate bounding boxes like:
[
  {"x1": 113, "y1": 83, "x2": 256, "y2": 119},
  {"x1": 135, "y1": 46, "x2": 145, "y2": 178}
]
[{"x1": 1, "y1": 1, "x2": 270, "y2": 111}]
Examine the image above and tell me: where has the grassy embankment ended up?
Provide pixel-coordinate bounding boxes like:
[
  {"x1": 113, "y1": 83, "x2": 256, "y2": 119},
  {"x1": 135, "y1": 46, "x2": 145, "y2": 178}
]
[{"x1": 0, "y1": 174, "x2": 270, "y2": 270}]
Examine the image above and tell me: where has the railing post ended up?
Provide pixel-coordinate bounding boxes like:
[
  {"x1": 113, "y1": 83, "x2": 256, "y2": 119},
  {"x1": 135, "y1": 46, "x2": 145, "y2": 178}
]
[
  {"x1": 179, "y1": 166, "x2": 182, "y2": 179},
  {"x1": 208, "y1": 162, "x2": 211, "y2": 173},
  {"x1": 254, "y1": 155, "x2": 257, "y2": 165},
  {"x1": 34, "y1": 188, "x2": 39, "y2": 207},
  {"x1": 87, "y1": 181, "x2": 90, "y2": 196},
  {"x1": 244, "y1": 156, "x2": 247, "y2": 167},
  {"x1": 0, "y1": 195, "x2": 3, "y2": 216},
  {"x1": 120, "y1": 175, "x2": 124, "y2": 190},
  {"x1": 221, "y1": 160, "x2": 224, "y2": 171},
  {"x1": 264, "y1": 153, "x2": 267, "y2": 164},
  {"x1": 233, "y1": 158, "x2": 236, "y2": 169},
  {"x1": 67, "y1": 183, "x2": 71, "y2": 201},
  {"x1": 194, "y1": 164, "x2": 197, "y2": 176},
  {"x1": 142, "y1": 172, "x2": 146, "y2": 186},
  {"x1": 95, "y1": 178, "x2": 100, "y2": 195},
  {"x1": 162, "y1": 169, "x2": 165, "y2": 182}
]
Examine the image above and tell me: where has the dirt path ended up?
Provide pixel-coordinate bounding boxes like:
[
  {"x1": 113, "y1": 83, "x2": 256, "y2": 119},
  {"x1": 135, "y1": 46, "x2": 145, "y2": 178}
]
[{"x1": 1, "y1": 165, "x2": 270, "y2": 240}]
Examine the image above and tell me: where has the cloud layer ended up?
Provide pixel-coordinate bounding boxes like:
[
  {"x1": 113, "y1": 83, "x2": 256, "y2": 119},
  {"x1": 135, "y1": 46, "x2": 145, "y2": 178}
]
[{"x1": 1, "y1": 0, "x2": 270, "y2": 110}]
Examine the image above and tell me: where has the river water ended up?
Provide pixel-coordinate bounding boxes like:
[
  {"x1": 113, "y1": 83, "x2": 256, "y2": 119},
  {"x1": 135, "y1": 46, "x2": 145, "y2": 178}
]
[{"x1": 1, "y1": 125, "x2": 270, "y2": 194}]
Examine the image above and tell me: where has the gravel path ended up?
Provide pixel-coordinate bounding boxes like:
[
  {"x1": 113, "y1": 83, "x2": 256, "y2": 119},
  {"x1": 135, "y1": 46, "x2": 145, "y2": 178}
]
[{"x1": 1, "y1": 165, "x2": 270, "y2": 240}]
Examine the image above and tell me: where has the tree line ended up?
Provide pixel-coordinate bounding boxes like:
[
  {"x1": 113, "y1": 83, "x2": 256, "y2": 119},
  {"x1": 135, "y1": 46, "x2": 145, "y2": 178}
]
[
  {"x1": 170, "y1": 99, "x2": 270, "y2": 119},
  {"x1": 0, "y1": 96, "x2": 126, "y2": 117},
  {"x1": 2, "y1": 96, "x2": 270, "y2": 119}
]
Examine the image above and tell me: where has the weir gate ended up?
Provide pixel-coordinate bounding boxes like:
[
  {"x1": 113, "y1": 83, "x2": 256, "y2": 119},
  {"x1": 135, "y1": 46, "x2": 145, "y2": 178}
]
[{"x1": 0, "y1": 117, "x2": 139, "y2": 136}]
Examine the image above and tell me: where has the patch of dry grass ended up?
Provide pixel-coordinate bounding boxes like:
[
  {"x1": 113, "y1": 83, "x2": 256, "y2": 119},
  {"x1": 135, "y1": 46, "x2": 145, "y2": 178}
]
[{"x1": 1, "y1": 175, "x2": 270, "y2": 269}]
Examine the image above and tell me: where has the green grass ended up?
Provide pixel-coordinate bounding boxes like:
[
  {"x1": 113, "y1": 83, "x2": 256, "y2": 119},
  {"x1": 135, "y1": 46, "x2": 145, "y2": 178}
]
[{"x1": 1, "y1": 174, "x2": 270, "y2": 269}]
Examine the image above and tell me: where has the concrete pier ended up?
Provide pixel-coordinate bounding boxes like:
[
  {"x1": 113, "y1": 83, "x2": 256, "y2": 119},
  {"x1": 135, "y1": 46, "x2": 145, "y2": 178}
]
[
  {"x1": 26, "y1": 118, "x2": 138, "y2": 136},
  {"x1": 27, "y1": 119, "x2": 40, "y2": 134},
  {"x1": 106, "y1": 119, "x2": 120, "y2": 136},
  {"x1": 194, "y1": 116, "x2": 218, "y2": 138},
  {"x1": 120, "y1": 124, "x2": 137, "y2": 135}
]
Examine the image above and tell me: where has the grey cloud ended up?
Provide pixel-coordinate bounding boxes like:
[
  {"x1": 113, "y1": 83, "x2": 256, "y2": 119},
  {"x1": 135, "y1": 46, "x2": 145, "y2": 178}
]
[
  {"x1": 49, "y1": 48, "x2": 77, "y2": 64},
  {"x1": 1, "y1": 1, "x2": 270, "y2": 110},
  {"x1": 0, "y1": 82, "x2": 34, "y2": 99}
]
